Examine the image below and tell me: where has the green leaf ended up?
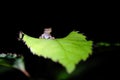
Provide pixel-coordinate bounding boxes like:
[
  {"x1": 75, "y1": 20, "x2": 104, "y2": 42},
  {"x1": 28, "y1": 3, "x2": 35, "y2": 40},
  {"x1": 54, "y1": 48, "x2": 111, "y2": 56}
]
[
  {"x1": 96, "y1": 42, "x2": 111, "y2": 47},
  {"x1": 0, "y1": 53, "x2": 29, "y2": 77},
  {"x1": 21, "y1": 31, "x2": 93, "y2": 73}
]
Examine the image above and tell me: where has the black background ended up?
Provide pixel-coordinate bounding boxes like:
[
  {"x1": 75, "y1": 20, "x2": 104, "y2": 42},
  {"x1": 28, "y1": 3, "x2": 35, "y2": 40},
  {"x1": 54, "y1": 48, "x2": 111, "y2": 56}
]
[{"x1": 0, "y1": 5, "x2": 120, "y2": 80}]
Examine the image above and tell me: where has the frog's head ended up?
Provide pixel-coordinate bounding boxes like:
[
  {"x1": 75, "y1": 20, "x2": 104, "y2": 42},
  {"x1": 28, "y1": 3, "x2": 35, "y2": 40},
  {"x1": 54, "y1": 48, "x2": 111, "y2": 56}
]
[{"x1": 44, "y1": 27, "x2": 52, "y2": 34}]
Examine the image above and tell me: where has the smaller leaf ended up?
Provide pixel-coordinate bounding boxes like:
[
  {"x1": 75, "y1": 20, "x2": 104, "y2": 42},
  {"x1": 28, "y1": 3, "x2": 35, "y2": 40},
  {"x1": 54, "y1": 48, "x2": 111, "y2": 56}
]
[{"x1": 0, "y1": 53, "x2": 30, "y2": 77}]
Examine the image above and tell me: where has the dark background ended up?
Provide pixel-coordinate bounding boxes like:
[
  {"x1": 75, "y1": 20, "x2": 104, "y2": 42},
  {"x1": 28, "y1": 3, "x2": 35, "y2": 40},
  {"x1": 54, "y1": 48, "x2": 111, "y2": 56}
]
[{"x1": 0, "y1": 6, "x2": 119, "y2": 80}]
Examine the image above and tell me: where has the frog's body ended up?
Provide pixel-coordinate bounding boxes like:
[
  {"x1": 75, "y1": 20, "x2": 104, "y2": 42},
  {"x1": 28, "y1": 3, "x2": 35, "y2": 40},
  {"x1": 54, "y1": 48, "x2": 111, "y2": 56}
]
[{"x1": 39, "y1": 27, "x2": 55, "y2": 39}]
